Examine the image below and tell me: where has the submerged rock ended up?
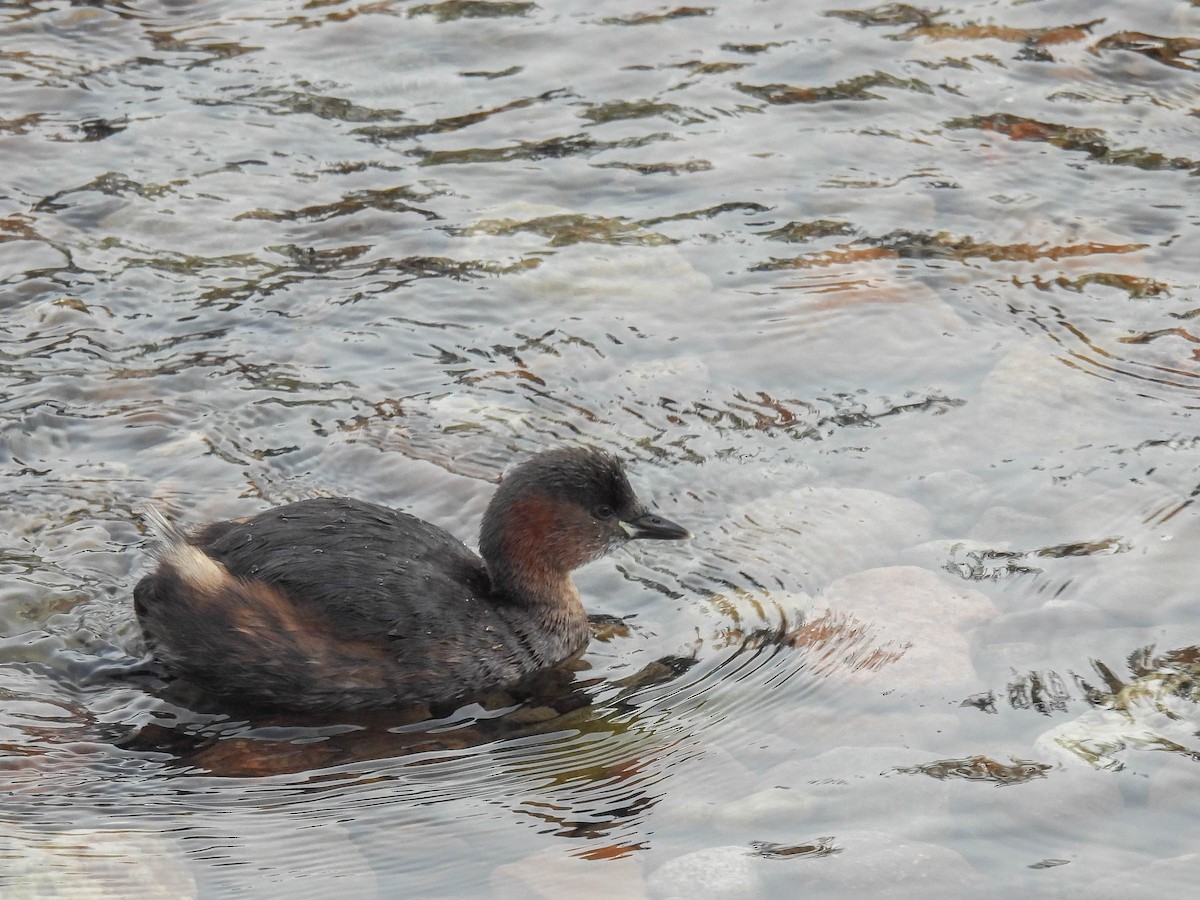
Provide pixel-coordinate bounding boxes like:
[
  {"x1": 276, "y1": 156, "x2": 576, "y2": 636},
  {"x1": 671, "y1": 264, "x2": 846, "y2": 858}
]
[
  {"x1": 769, "y1": 829, "x2": 981, "y2": 898},
  {"x1": 492, "y1": 847, "x2": 648, "y2": 900},
  {"x1": 813, "y1": 566, "x2": 997, "y2": 695},
  {"x1": 647, "y1": 844, "x2": 763, "y2": 900},
  {"x1": 0, "y1": 828, "x2": 196, "y2": 899},
  {"x1": 1035, "y1": 649, "x2": 1200, "y2": 771}
]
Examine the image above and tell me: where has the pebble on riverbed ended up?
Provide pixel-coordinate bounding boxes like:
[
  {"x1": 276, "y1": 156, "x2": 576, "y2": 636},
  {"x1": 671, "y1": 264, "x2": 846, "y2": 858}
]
[
  {"x1": 0, "y1": 828, "x2": 196, "y2": 900},
  {"x1": 812, "y1": 565, "x2": 998, "y2": 696}
]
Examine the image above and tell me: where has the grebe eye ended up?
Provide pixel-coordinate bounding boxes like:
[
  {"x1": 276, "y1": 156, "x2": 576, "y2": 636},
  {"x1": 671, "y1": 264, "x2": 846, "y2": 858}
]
[{"x1": 595, "y1": 504, "x2": 615, "y2": 520}]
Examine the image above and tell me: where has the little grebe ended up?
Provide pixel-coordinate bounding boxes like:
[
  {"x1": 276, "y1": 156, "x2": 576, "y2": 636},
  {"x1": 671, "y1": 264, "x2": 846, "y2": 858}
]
[{"x1": 134, "y1": 447, "x2": 689, "y2": 711}]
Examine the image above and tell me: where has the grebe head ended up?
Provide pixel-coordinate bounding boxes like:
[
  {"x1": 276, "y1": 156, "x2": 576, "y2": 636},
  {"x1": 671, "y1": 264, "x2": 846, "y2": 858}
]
[{"x1": 479, "y1": 447, "x2": 688, "y2": 600}]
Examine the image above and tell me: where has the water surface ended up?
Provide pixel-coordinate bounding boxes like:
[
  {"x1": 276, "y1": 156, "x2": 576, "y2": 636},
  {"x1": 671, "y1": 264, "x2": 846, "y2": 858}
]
[{"x1": 3, "y1": 0, "x2": 1200, "y2": 896}]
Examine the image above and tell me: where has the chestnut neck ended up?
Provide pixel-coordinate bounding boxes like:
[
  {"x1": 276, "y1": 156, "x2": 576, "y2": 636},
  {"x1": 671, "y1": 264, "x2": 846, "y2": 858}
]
[
  {"x1": 481, "y1": 494, "x2": 578, "y2": 602},
  {"x1": 479, "y1": 493, "x2": 590, "y2": 662}
]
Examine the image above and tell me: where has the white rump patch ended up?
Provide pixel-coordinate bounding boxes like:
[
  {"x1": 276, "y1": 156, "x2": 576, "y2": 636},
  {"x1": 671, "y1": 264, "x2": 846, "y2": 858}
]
[{"x1": 141, "y1": 503, "x2": 229, "y2": 593}]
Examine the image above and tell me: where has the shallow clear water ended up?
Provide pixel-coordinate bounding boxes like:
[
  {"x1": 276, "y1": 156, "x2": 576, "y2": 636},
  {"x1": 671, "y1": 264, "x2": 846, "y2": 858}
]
[{"x1": 3, "y1": 0, "x2": 1200, "y2": 896}]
